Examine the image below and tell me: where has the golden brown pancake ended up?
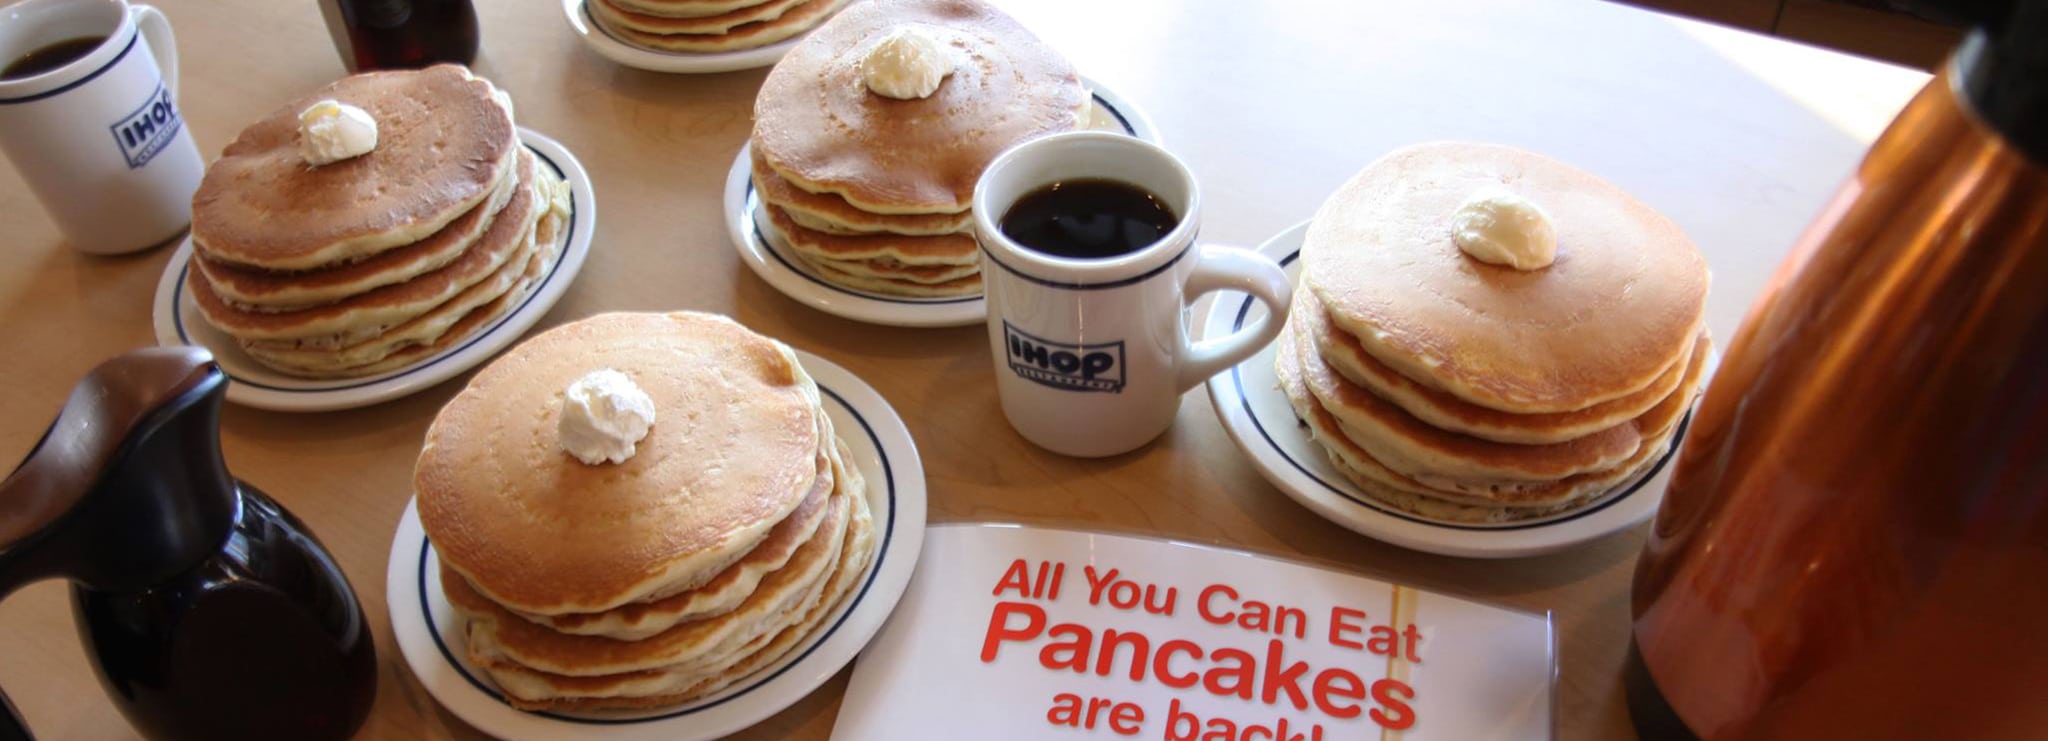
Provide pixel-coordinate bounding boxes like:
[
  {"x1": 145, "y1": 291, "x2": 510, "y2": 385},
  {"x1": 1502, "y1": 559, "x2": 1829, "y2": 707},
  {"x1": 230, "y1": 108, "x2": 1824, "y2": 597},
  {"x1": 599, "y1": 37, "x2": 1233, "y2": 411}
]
[
  {"x1": 1279, "y1": 325, "x2": 1708, "y2": 510},
  {"x1": 418, "y1": 312, "x2": 825, "y2": 616},
  {"x1": 1301, "y1": 142, "x2": 1709, "y2": 413},
  {"x1": 751, "y1": 0, "x2": 1089, "y2": 213},
  {"x1": 479, "y1": 478, "x2": 875, "y2": 711},
  {"x1": 1278, "y1": 333, "x2": 1701, "y2": 521},
  {"x1": 803, "y1": 256, "x2": 983, "y2": 297},
  {"x1": 765, "y1": 206, "x2": 977, "y2": 265},
  {"x1": 609, "y1": 0, "x2": 772, "y2": 18},
  {"x1": 514, "y1": 453, "x2": 835, "y2": 640},
  {"x1": 247, "y1": 196, "x2": 566, "y2": 378},
  {"x1": 751, "y1": 151, "x2": 971, "y2": 235},
  {"x1": 590, "y1": 0, "x2": 811, "y2": 35},
  {"x1": 194, "y1": 155, "x2": 523, "y2": 311},
  {"x1": 1295, "y1": 293, "x2": 1695, "y2": 445},
  {"x1": 1291, "y1": 319, "x2": 1647, "y2": 483},
  {"x1": 593, "y1": 0, "x2": 851, "y2": 53},
  {"x1": 808, "y1": 256, "x2": 979, "y2": 284},
  {"x1": 449, "y1": 481, "x2": 850, "y2": 676},
  {"x1": 188, "y1": 152, "x2": 543, "y2": 343},
  {"x1": 192, "y1": 65, "x2": 518, "y2": 271}
]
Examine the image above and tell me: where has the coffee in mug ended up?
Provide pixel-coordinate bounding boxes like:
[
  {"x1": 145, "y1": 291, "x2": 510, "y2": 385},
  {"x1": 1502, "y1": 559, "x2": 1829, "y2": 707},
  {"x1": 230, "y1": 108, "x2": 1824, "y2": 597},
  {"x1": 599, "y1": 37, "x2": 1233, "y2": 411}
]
[{"x1": 998, "y1": 178, "x2": 1179, "y2": 260}]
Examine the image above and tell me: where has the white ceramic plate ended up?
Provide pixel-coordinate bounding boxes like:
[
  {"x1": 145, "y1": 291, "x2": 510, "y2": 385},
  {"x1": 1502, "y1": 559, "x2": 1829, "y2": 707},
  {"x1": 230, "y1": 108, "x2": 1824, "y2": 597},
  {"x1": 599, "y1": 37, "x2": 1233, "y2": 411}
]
[
  {"x1": 387, "y1": 349, "x2": 927, "y2": 741},
  {"x1": 1197, "y1": 222, "x2": 1703, "y2": 558},
  {"x1": 726, "y1": 76, "x2": 1161, "y2": 328},
  {"x1": 561, "y1": 0, "x2": 841, "y2": 74},
  {"x1": 152, "y1": 129, "x2": 596, "y2": 413}
]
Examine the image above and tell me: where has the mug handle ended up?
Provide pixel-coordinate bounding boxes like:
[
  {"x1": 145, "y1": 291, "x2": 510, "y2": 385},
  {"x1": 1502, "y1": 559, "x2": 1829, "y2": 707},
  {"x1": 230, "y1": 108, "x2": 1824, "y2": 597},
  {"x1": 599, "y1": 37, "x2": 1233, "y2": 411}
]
[
  {"x1": 1175, "y1": 243, "x2": 1292, "y2": 392},
  {"x1": 130, "y1": 5, "x2": 177, "y2": 98}
]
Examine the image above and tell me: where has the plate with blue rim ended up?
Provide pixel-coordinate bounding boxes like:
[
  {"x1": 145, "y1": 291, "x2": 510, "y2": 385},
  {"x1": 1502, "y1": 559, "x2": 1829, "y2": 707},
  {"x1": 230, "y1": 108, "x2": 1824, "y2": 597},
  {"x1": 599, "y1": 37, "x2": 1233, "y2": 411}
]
[
  {"x1": 386, "y1": 348, "x2": 927, "y2": 740},
  {"x1": 151, "y1": 129, "x2": 595, "y2": 413},
  {"x1": 725, "y1": 75, "x2": 1161, "y2": 328},
  {"x1": 1196, "y1": 221, "x2": 1709, "y2": 559}
]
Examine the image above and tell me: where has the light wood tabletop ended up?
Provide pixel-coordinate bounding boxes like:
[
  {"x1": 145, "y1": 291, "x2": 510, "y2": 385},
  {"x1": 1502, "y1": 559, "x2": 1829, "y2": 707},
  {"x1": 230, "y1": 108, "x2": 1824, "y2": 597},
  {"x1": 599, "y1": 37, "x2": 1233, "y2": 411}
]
[{"x1": 0, "y1": 0, "x2": 1932, "y2": 738}]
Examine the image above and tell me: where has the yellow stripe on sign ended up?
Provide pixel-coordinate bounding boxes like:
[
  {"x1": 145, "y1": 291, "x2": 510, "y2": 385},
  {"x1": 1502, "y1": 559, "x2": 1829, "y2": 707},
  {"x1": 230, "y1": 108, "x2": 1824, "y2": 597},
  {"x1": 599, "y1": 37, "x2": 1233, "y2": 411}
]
[{"x1": 1381, "y1": 584, "x2": 1418, "y2": 741}]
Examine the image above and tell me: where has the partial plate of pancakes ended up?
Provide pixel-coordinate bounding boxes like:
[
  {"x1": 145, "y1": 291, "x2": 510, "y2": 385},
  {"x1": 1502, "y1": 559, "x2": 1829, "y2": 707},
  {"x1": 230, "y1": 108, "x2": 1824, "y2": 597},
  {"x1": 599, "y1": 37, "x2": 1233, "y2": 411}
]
[
  {"x1": 725, "y1": 76, "x2": 1159, "y2": 328},
  {"x1": 1198, "y1": 223, "x2": 1716, "y2": 558},
  {"x1": 152, "y1": 129, "x2": 596, "y2": 413},
  {"x1": 561, "y1": 0, "x2": 843, "y2": 74},
  {"x1": 387, "y1": 348, "x2": 927, "y2": 739}
]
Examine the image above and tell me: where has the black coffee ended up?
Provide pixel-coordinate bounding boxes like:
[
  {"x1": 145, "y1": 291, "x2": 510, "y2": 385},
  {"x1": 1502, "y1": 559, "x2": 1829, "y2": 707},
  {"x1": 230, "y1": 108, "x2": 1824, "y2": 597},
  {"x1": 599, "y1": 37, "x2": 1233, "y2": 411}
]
[
  {"x1": 1, "y1": 36, "x2": 104, "y2": 80},
  {"x1": 999, "y1": 178, "x2": 1179, "y2": 260}
]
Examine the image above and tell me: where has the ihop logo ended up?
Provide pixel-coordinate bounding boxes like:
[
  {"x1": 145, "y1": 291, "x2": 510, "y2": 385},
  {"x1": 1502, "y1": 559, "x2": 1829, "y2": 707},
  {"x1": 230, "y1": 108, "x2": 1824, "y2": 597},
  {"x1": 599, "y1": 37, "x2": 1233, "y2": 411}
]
[
  {"x1": 1004, "y1": 322, "x2": 1125, "y2": 394},
  {"x1": 108, "y1": 82, "x2": 181, "y2": 169}
]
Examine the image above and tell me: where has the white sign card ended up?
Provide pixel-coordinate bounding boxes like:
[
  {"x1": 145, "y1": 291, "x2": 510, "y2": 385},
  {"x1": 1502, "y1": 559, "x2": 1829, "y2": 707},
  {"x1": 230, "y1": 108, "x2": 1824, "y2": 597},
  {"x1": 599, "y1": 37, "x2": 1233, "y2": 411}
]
[{"x1": 832, "y1": 525, "x2": 1554, "y2": 741}]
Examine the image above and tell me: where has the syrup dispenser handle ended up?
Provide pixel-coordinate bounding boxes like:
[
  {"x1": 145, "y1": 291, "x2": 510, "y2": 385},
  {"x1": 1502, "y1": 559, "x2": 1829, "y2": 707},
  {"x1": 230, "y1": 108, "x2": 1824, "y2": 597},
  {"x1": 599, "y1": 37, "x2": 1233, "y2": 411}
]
[
  {"x1": 0, "y1": 686, "x2": 28, "y2": 741},
  {"x1": 0, "y1": 347, "x2": 235, "y2": 597}
]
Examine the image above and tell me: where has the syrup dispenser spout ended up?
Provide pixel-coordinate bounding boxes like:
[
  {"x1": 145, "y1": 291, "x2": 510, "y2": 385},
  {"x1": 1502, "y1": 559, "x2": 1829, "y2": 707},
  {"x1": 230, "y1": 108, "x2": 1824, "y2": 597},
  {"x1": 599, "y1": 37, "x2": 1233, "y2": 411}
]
[{"x1": 0, "y1": 347, "x2": 236, "y2": 597}]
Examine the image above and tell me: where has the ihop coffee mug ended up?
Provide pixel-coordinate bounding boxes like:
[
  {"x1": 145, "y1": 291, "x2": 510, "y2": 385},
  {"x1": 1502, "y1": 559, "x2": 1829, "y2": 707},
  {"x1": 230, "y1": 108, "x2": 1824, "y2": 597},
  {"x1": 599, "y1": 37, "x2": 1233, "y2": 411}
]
[
  {"x1": 975, "y1": 132, "x2": 1291, "y2": 457},
  {"x1": 0, "y1": 0, "x2": 201, "y2": 255}
]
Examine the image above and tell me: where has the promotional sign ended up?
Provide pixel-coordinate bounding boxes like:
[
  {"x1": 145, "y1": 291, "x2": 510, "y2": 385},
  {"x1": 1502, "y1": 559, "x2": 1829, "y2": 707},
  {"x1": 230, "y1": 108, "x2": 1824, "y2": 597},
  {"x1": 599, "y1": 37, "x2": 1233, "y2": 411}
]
[{"x1": 833, "y1": 525, "x2": 1553, "y2": 740}]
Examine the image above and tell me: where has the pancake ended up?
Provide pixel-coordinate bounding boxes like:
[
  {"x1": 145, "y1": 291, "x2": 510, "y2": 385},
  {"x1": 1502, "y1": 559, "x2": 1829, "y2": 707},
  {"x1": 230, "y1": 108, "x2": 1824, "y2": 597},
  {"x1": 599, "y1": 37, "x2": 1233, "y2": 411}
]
[
  {"x1": 188, "y1": 152, "x2": 543, "y2": 344},
  {"x1": 246, "y1": 194, "x2": 566, "y2": 377},
  {"x1": 450, "y1": 479, "x2": 850, "y2": 677},
  {"x1": 237, "y1": 158, "x2": 554, "y2": 365},
  {"x1": 766, "y1": 206, "x2": 977, "y2": 265},
  {"x1": 809, "y1": 255, "x2": 980, "y2": 284},
  {"x1": 610, "y1": 0, "x2": 779, "y2": 18},
  {"x1": 192, "y1": 65, "x2": 518, "y2": 271},
  {"x1": 751, "y1": 0, "x2": 1089, "y2": 214},
  {"x1": 752, "y1": 151, "x2": 972, "y2": 235},
  {"x1": 515, "y1": 448, "x2": 836, "y2": 640},
  {"x1": 803, "y1": 256, "x2": 983, "y2": 297},
  {"x1": 1301, "y1": 142, "x2": 1709, "y2": 413},
  {"x1": 590, "y1": 0, "x2": 812, "y2": 35},
  {"x1": 471, "y1": 476, "x2": 874, "y2": 710},
  {"x1": 418, "y1": 312, "x2": 825, "y2": 615},
  {"x1": 298, "y1": 224, "x2": 560, "y2": 378},
  {"x1": 1292, "y1": 319, "x2": 1655, "y2": 483},
  {"x1": 1280, "y1": 326, "x2": 1708, "y2": 507},
  {"x1": 194, "y1": 155, "x2": 523, "y2": 312},
  {"x1": 594, "y1": 0, "x2": 851, "y2": 53},
  {"x1": 1277, "y1": 331, "x2": 1697, "y2": 521},
  {"x1": 1296, "y1": 293, "x2": 1695, "y2": 444}
]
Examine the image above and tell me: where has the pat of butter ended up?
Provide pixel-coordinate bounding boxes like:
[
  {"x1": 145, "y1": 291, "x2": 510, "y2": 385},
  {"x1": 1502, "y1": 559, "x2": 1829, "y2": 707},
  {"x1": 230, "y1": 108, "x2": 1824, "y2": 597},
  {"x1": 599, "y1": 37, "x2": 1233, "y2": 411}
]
[
  {"x1": 297, "y1": 99, "x2": 378, "y2": 167},
  {"x1": 1451, "y1": 186, "x2": 1557, "y2": 270},
  {"x1": 861, "y1": 27, "x2": 953, "y2": 100},
  {"x1": 558, "y1": 369, "x2": 657, "y2": 466}
]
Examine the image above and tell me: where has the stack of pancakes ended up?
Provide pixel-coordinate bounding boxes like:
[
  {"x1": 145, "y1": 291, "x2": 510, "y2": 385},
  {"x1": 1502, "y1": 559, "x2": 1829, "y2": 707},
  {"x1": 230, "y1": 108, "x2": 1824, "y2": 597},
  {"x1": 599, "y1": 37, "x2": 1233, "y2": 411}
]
[
  {"x1": 1282, "y1": 142, "x2": 1711, "y2": 523},
  {"x1": 749, "y1": 0, "x2": 1089, "y2": 297},
  {"x1": 588, "y1": 0, "x2": 852, "y2": 54},
  {"x1": 418, "y1": 312, "x2": 875, "y2": 711},
  {"x1": 186, "y1": 65, "x2": 571, "y2": 379}
]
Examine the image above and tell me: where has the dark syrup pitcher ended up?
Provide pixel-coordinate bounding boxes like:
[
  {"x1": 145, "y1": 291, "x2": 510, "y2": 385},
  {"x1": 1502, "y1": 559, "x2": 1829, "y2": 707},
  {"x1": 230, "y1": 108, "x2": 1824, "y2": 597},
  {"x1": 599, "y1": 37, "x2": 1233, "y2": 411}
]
[
  {"x1": 322, "y1": 0, "x2": 479, "y2": 72},
  {"x1": 0, "y1": 348, "x2": 375, "y2": 741}
]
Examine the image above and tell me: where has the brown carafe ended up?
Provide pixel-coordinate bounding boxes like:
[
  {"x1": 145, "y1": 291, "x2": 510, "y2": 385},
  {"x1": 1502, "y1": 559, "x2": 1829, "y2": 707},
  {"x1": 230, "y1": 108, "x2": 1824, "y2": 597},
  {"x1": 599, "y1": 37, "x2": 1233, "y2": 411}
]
[
  {"x1": 1627, "y1": 4, "x2": 2048, "y2": 739},
  {"x1": 0, "y1": 348, "x2": 376, "y2": 740}
]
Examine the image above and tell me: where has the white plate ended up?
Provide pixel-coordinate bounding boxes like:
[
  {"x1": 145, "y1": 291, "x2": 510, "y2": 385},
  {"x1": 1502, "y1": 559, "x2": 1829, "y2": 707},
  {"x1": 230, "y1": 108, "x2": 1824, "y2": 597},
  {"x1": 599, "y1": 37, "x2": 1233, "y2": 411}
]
[
  {"x1": 561, "y1": 0, "x2": 841, "y2": 74},
  {"x1": 152, "y1": 129, "x2": 596, "y2": 413},
  {"x1": 725, "y1": 77, "x2": 1161, "y2": 328},
  {"x1": 387, "y1": 349, "x2": 927, "y2": 741},
  {"x1": 1197, "y1": 222, "x2": 1701, "y2": 558}
]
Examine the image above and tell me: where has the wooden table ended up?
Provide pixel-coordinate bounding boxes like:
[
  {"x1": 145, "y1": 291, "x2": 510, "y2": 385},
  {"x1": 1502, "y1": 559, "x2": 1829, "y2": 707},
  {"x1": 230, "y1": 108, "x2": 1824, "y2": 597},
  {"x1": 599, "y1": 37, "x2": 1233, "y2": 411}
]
[{"x1": 0, "y1": 0, "x2": 1931, "y2": 738}]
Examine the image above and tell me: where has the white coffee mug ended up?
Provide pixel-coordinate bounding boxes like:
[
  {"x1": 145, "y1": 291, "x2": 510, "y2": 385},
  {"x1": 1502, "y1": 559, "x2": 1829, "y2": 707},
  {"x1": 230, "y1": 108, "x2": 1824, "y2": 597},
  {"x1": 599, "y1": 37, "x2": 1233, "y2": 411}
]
[
  {"x1": 0, "y1": 0, "x2": 201, "y2": 255},
  {"x1": 976, "y1": 132, "x2": 1291, "y2": 458}
]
